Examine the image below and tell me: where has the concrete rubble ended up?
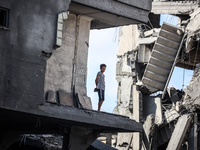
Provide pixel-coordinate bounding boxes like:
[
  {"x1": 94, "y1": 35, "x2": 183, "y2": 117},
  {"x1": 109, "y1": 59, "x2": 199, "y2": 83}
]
[
  {"x1": 8, "y1": 134, "x2": 117, "y2": 150},
  {"x1": 113, "y1": 1, "x2": 200, "y2": 149},
  {"x1": 0, "y1": 0, "x2": 150, "y2": 149},
  {"x1": 1, "y1": 0, "x2": 200, "y2": 150}
]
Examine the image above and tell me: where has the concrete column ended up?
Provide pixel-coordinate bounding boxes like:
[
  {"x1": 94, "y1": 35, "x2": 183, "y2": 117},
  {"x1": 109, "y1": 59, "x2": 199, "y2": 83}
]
[
  {"x1": 73, "y1": 15, "x2": 93, "y2": 96},
  {"x1": 72, "y1": 15, "x2": 93, "y2": 109},
  {"x1": 132, "y1": 85, "x2": 143, "y2": 150}
]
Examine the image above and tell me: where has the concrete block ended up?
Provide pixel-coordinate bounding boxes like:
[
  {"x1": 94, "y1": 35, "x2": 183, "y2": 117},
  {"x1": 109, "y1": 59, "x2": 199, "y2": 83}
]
[
  {"x1": 46, "y1": 90, "x2": 57, "y2": 104},
  {"x1": 58, "y1": 90, "x2": 73, "y2": 107},
  {"x1": 56, "y1": 38, "x2": 62, "y2": 46},
  {"x1": 58, "y1": 13, "x2": 63, "y2": 20},
  {"x1": 143, "y1": 96, "x2": 163, "y2": 126},
  {"x1": 58, "y1": 18, "x2": 63, "y2": 24},
  {"x1": 138, "y1": 44, "x2": 151, "y2": 63},
  {"x1": 77, "y1": 94, "x2": 92, "y2": 110},
  {"x1": 62, "y1": 12, "x2": 68, "y2": 20},
  {"x1": 57, "y1": 30, "x2": 62, "y2": 38},
  {"x1": 57, "y1": 22, "x2": 63, "y2": 31}
]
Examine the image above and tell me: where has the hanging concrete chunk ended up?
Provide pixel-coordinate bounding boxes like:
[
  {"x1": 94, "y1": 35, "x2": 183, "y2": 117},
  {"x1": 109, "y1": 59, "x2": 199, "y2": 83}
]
[
  {"x1": 166, "y1": 114, "x2": 192, "y2": 150},
  {"x1": 142, "y1": 23, "x2": 183, "y2": 93}
]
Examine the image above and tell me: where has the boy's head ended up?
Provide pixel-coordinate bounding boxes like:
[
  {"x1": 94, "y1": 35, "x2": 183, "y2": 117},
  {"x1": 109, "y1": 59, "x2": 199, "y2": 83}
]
[{"x1": 100, "y1": 64, "x2": 106, "y2": 72}]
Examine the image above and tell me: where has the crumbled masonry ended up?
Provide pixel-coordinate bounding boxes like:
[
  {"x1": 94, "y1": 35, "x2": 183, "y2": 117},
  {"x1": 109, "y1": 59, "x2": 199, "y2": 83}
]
[
  {"x1": 113, "y1": 1, "x2": 200, "y2": 149},
  {"x1": 1, "y1": 0, "x2": 200, "y2": 150},
  {"x1": 0, "y1": 0, "x2": 150, "y2": 150}
]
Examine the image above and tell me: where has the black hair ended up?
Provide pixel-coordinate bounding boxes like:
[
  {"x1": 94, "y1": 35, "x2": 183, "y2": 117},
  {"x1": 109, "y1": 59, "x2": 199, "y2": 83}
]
[{"x1": 100, "y1": 64, "x2": 106, "y2": 69}]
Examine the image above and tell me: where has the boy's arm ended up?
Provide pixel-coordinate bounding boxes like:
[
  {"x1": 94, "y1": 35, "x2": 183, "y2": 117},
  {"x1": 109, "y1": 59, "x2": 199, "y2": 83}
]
[{"x1": 95, "y1": 74, "x2": 100, "y2": 87}]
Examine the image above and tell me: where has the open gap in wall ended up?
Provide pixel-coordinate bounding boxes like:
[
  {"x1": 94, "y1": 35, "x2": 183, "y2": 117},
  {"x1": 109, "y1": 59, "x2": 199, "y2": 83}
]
[
  {"x1": 87, "y1": 28, "x2": 119, "y2": 113},
  {"x1": 0, "y1": 7, "x2": 9, "y2": 29}
]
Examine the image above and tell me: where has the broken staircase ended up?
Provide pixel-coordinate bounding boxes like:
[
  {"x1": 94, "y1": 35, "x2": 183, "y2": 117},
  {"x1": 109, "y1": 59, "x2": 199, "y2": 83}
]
[{"x1": 142, "y1": 23, "x2": 184, "y2": 93}]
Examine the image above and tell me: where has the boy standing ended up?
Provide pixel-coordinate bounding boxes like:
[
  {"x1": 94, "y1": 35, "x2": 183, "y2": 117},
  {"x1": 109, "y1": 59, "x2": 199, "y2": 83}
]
[{"x1": 95, "y1": 64, "x2": 106, "y2": 111}]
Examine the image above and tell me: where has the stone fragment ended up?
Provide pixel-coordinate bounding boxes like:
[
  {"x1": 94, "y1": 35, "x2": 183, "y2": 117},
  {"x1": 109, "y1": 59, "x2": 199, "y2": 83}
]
[
  {"x1": 46, "y1": 90, "x2": 57, "y2": 104},
  {"x1": 58, "y1": 90, "x2": 73, "y2": 107}
]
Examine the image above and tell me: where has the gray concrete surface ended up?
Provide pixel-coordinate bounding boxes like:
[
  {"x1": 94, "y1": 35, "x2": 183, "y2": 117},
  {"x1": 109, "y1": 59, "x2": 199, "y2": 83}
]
[
  {"x1": 70, "y1": 0, "x2": 151, "y2": 29},
  {"x1": 167, "y1": 114, "x2": 192, "y2": 150},
  {"x1": 0, "y1": 0, "x2": 71, "y2": 111}
]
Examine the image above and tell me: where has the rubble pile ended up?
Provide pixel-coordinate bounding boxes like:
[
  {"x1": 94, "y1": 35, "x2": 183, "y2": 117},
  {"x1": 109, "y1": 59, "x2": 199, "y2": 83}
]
[
  {"x1": 113, "y1": 2, "x2": 200, "y2": 149},
  {"x1": 8, "y1": 135, "x2": 63, "y2": 150},
  {"x1": 8, "y1": 135, "x2": 116, "y2": 150}
]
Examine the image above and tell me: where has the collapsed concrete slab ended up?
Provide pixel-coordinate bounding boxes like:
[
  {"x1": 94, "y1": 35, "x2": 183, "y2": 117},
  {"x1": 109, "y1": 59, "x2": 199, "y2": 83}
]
[
  {"x1": 0, "y1": 104, "x2": 142, "y2": 149},
  {"x1": 0, "y1": 103, "x2": 143, "y2": 133},
  {"x1": 0, "y1": 0, "x2": 152, "y2": 149},
  {"x1": 69, "y1": 0, "x2": 152, "y2": 29},
  {"x1": 166, "y1": 114, "x2": 192, "y2": 150},
  {"x1": 114, "y1": 1, "x2": 200, "y2": 149},
  {"x1": 142, "y1": 23, "x2": 184, "y2": 93}
]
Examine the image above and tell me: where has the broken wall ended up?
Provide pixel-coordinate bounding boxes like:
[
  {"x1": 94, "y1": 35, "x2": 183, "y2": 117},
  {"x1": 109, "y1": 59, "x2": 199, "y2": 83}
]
[
  {"x1": 114, "y1": 25, "x2": 145, "y2": 150},
  {"x1": 114, "y1": 3, "x2": 200, "y2": 149},
  {"x1": 0, "y1": 0, "x2": 71, "y2": 111},
  {"x1": 0, "y1": 0, "x2": 95, "y2": 118},
  {"x1": 44, "y1": 14, "x2": 92, "y2": 109}
]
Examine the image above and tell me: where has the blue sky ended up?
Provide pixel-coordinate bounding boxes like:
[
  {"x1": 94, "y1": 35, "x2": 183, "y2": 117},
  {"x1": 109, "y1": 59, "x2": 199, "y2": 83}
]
[
  {"x1": 87, "y1": 15, "x2": 193, "y2": 113},
  {"x1": 87, "y1": 28, "x2": 119, "y2": 112}
]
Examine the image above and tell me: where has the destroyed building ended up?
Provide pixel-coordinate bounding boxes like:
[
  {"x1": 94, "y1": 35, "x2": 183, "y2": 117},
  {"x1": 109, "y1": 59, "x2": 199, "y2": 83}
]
[
  {"x1": 113, "y1": 0, "x2": 200, "y2": 150},
  {"x1": 1, "y1": 0, "x2": 200, "y2": 150},
  {"x1": 0, "y1": 0, "x2": 153, "y2": 150}
]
